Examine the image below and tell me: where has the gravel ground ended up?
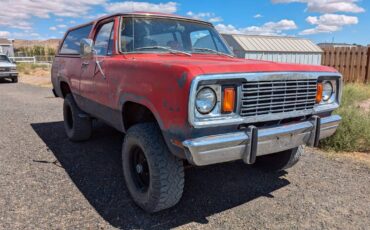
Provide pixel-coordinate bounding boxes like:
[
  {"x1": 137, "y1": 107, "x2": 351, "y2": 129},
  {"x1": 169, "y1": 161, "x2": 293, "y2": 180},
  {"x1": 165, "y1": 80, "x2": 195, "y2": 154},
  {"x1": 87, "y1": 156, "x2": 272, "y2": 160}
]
[{"x1": 0, "y1": 81, "x2": 369, "y2": 229}]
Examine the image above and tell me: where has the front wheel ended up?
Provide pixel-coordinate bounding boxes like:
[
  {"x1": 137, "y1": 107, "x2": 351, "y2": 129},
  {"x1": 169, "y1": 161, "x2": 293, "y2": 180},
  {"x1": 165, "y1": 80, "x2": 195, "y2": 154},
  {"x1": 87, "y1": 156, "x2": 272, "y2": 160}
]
[
  {"x1": 254, "y1": 146, "x2": 303, "y2": 172},
  {"x1": 122, "y1": 123, "x2": 184, "y2": 213},
  {"x1": 12, "y1": 77, "x2": 18, "y2": 83}
]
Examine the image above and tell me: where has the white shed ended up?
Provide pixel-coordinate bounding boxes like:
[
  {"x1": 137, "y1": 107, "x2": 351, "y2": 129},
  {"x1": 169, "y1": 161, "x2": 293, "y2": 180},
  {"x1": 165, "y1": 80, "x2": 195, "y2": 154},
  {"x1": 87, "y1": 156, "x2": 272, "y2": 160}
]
[
  {"x1": 222, "y1": 34, "x2": 323, "y2": 65},
  {"x1": 0, "y1": 38, "x2": 15, "y2": 57}
]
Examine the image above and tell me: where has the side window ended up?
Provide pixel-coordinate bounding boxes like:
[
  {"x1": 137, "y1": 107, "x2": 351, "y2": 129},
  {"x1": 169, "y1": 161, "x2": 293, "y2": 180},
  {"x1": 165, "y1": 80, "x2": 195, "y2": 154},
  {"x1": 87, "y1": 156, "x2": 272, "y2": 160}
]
[
  {"x1": 190, "y1": 30, "x2": 216, "y2": 50},
  {"x1": 212, "y1": 32, "x2": 229, "y2": 53},
  {"x1": 94, "y1": 21, "x2": 114, "y2": 56},
  {"x1": 60, "y1": 24, "x2": 92, "y2": 54}
]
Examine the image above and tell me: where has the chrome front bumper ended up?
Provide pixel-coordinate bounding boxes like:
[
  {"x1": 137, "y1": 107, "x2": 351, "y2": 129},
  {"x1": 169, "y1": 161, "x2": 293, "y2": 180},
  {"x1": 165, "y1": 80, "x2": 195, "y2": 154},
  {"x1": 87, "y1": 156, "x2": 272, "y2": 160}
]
[
  {"x1": 183, "y1": 115, "x2": 341, "y2": 166},
  {"x1": 0, "y1": 72, "x2": 18, "y2": 78}
]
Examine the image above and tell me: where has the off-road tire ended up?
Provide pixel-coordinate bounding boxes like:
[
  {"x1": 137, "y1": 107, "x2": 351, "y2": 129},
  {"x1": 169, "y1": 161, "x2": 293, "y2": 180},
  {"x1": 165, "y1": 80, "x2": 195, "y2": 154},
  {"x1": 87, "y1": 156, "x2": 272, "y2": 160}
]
[
  {"x1": 122, "y1": 123, "x2": 184, "y2": 213},
  {"x1": 12, "y1": 77, "x2": 18, "y2": 83},
  {"x1": 254, "y1": 146, "x2": 303, "y2": 172},
  {"x1": 63, "y1": 94, "x2": 92, "y2": 142}
]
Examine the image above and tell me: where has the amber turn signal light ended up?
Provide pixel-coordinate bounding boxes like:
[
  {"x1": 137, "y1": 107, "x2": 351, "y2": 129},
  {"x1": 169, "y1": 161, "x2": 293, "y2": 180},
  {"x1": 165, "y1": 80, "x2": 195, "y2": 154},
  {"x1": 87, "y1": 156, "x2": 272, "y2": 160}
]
[
  {"x1": 222, "y1": 88, "x2": 235, "y2": 113},
  {"x1": 316, "y1": 83, "x2": 323, "y2": 103}
]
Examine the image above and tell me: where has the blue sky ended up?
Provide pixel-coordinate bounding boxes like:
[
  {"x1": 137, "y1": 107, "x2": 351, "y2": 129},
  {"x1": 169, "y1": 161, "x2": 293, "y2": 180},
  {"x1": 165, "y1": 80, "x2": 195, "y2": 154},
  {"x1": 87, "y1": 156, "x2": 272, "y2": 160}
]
[{"x1": 0, "y1": 0, "x2": 368, "y2": 45}]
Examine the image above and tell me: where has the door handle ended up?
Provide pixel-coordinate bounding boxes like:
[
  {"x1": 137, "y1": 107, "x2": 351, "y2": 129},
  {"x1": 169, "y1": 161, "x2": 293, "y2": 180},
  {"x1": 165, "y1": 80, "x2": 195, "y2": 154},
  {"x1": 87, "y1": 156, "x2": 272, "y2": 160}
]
[{"x1": 96, "y1": 60, "x2": 106, "y2": 79}]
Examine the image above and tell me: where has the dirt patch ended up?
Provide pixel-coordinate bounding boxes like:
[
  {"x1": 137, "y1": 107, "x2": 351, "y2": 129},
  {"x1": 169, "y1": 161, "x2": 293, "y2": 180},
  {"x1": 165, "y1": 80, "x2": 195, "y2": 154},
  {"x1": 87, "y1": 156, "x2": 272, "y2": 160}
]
[
  {"x1": 19, "y1": 66, "x2": 52, "y2": 88},
  {"x1": 358, "y1": 99, "x2": 370, "y2": 112},
  {"x1": 312, "y1": 147, "x2": 370, "y2": 168}
]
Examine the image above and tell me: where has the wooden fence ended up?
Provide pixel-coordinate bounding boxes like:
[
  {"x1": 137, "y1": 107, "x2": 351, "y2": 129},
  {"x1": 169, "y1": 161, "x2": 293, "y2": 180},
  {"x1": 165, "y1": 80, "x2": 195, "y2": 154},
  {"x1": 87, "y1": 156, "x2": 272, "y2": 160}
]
[{"x1": 321, "y1": 46, "x2": 370, "y2": 83}]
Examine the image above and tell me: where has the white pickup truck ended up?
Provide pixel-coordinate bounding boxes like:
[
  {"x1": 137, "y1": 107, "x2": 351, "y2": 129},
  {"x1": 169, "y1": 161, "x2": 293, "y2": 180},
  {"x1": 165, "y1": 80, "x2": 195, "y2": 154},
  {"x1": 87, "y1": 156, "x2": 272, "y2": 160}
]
[{"x1": 0, "y1": 54, "x2": 18, "y2": 83}]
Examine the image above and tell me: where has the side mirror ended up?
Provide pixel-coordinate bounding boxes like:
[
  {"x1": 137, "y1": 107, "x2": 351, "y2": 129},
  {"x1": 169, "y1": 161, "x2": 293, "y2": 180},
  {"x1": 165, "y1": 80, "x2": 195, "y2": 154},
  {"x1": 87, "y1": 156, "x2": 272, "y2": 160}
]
[{"x1": 80, "y1": 38, "x2": 94, "y2": 59}]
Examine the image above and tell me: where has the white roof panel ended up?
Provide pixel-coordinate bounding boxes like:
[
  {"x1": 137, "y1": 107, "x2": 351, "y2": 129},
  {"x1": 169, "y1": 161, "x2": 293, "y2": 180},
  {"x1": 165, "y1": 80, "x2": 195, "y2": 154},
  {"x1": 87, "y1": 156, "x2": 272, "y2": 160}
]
[{"x1": 224, "y1": 34, "x2": 323, "y2": 53}]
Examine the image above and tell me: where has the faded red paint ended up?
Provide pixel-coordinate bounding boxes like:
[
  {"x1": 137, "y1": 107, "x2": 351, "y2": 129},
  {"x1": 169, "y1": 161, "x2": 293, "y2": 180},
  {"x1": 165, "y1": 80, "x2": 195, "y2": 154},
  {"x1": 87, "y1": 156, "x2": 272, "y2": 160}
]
[{"x1": 52, "y1": 13, "x2": 338, "y2": 136}]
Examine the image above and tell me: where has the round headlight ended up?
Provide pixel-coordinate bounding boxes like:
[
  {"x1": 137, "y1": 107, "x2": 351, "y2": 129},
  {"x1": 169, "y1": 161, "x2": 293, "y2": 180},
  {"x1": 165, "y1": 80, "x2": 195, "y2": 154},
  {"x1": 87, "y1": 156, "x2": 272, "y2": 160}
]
[
  {"x1": 195, "y1": 87, "x2": 216, "y2": 114},
  {"x1": 322, "y1": 81, "x2": 333, "y2": 101}
]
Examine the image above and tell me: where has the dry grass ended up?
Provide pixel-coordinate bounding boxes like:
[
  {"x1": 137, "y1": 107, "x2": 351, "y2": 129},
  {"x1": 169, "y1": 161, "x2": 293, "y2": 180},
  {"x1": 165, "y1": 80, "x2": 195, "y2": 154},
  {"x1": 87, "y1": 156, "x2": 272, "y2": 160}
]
[
  {"x1": 17, "y1": 63, "x2": 52, "y2": 88},
  {"x1": 313, "y1": 147, "x2": 370, "y2": 168},
  {"x1": 320, "y1": 84, "x2": 370, "y2": 153}
]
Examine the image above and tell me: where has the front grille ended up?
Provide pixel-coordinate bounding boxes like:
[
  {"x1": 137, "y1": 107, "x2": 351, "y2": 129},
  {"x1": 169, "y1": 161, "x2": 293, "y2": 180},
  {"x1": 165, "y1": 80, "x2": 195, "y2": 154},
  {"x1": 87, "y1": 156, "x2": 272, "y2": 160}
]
[
  {"x1": 0, "y1": 67, "x2": 10, "y2": 72},
  {"x1": 240, "y1": 79, "x2": 317, "y2": 117}
]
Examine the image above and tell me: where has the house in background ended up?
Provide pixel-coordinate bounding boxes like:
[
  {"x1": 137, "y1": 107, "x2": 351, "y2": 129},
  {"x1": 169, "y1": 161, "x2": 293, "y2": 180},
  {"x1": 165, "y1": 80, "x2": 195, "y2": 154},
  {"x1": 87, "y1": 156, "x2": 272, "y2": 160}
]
[
  {"x1": 0, "y1": 38, "x2": 15, "y2": 57},
  {"x1": 222, "y1": 34, "x2": 323, "y2": 65}
]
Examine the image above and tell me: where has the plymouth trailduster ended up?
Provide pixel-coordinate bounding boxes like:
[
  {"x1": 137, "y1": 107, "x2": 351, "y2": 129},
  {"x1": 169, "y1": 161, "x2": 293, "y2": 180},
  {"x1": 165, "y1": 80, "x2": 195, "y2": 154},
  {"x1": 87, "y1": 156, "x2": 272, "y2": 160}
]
[{"x1": 51, "y1": 12, "x2": 342, "y2": 213}]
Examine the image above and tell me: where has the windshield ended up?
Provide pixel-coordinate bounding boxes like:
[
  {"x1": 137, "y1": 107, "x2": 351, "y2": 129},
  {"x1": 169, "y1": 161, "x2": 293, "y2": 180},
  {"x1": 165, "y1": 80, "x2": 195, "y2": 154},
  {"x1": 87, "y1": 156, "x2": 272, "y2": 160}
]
[
  {"x1": 0, "y1": 55, "x2": 11, "y2": 63},
  {"x1": 120, "y1": 17, "x2": 232, "y2": 56}
]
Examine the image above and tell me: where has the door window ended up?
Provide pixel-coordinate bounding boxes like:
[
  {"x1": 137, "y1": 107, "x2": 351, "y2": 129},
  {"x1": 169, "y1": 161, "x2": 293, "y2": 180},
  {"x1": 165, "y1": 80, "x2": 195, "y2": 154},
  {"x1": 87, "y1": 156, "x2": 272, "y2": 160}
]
[{"x1": 94, "y1": 21, "x2": 114, "y2": 56}]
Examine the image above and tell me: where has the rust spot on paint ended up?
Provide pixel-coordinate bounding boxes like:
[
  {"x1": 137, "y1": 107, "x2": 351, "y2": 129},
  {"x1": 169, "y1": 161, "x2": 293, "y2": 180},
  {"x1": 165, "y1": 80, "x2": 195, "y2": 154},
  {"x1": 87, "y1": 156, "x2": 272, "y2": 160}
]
[{"x1": 177, "y1": 72, "x2": 187, "y2": 89}]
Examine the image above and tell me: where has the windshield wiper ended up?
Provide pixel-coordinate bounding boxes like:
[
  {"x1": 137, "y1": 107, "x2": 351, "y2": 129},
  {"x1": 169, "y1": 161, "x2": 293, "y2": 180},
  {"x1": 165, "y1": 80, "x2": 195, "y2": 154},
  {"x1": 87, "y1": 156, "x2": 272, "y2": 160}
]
[
  {"x1": 135, "y1": 46, "x2": 192, "y2": 56},
  {"x1": 192, "y1": 47, "x2": 234, "y2": 58}
]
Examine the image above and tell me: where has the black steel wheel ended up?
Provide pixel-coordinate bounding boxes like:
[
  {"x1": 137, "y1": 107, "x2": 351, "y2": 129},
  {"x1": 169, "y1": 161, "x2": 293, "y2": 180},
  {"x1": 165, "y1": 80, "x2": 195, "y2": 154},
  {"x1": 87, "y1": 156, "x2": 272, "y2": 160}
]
[
  {"x1": 130, "y1": 146, "x2": 150, "y2": 192},
  {"x1": 122, "y1": 123, "x2": 184, "y2": 213}
]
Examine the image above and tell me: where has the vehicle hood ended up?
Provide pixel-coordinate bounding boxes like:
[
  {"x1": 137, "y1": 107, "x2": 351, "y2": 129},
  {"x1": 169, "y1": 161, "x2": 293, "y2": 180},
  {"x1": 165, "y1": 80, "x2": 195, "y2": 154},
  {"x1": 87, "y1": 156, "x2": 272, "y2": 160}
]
[
  {"x1": 127, "y1": 54, "x2": 337, "y2": 76},
  {"x1": 0, "y1": 62, "x2": 16, "y2": 68}
]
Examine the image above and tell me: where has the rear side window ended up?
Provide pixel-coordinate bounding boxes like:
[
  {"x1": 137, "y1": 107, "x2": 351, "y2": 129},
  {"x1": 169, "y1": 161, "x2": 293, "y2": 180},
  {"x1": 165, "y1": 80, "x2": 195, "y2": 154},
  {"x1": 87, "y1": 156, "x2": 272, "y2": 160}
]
[{"x1": 60, "y1": 24, "x2": 93, "y2": 55}]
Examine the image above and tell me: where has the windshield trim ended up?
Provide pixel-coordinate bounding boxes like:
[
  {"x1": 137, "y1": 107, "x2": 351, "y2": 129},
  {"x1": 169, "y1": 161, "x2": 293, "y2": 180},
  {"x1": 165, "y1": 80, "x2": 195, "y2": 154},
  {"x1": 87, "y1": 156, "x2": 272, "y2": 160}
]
[{"x1": 118, "y1": 16, "x2": 233, "y2": 56}]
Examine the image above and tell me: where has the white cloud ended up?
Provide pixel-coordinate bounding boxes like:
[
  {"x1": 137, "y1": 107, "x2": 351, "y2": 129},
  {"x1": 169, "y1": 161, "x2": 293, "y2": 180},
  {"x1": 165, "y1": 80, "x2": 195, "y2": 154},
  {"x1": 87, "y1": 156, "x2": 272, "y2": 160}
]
[
  {"x1": 105, "y1": 1, "x2": 177, "y2": 14},
  {"x1": 57, "y1": 24, "x2": 67, "y2": 28},
  {"x1": 0, "y1": 0, "x2": 106, "y2": 30},
  {"x1": 272, "y1": 0, "x2": 365, "y2": 13},
  {"x1": 209, "y1": 17, "x2": 223, "y2": 23},
  {"x1": 300, "y1": 14, "x2": 358, "y2": 35},
  {"x1": 69, "y1": 20, "x2": 76, "y2": 24},
  {"x1": 215, "y1": 24, "x2": 244, "y2": 34},
  {"x1": 186, "y1": 11, "x2": 223, "y2": 23},
  {"x1": 0, "y1": 31, "x2": 10, "y2": 38},
  {"x1": 254, "y1": 14, "x2": 263, "y2": 18},
  {"x1": 7, "y1": 32, "x2": 44, "y2": 40},
  {"x1": 216, "y1": 19, "x2": 297, "y2": 36},
  {"x1": 49, "y1": 26, "x2": 57, "y2": 31},
  {"x1": 56, "y1": 18, "x2": 64, "y2": 22}
]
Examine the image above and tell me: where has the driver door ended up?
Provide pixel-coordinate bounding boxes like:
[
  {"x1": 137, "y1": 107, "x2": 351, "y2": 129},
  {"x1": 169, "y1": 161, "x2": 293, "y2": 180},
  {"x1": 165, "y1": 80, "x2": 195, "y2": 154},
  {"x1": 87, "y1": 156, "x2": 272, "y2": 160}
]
[{"x1": 80, "y1": 20, "x2": 115, "y2": 107}]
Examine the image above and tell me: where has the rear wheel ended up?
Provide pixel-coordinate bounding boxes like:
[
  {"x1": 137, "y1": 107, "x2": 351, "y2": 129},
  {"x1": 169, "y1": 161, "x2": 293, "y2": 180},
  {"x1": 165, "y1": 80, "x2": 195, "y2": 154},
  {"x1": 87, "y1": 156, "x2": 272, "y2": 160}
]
[
  {"x1": 63, "y1": 94, "x2": 92, "y2": 141},
  {"x1": 254, "y1": 146, "x2": 303, "y2": 172},
  {"x1": 122, "y1": 123, "x2": 184, "y2": 213}
]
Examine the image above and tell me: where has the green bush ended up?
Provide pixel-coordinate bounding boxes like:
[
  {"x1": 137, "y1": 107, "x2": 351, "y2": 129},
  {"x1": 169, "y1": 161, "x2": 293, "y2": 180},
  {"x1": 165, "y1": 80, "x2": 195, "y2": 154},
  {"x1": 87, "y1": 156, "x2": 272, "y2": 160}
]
[{"x1": 320, "y1": 84, "x2": 370, "y2": 152}]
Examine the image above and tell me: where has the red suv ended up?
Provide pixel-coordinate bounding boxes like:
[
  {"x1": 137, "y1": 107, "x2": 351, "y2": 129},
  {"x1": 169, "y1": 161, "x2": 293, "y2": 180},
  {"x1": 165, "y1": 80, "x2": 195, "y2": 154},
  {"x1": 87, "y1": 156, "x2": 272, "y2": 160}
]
[{"x1": 52, "y1": 12, "x2": 342, "y2": 212}]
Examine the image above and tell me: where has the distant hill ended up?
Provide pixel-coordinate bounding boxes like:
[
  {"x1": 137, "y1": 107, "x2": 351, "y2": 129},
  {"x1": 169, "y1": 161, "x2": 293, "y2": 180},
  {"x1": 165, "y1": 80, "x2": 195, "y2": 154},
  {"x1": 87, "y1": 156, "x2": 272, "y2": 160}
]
[{"x1": 13, "y1": 39, "x2": 61, "y2": 50}]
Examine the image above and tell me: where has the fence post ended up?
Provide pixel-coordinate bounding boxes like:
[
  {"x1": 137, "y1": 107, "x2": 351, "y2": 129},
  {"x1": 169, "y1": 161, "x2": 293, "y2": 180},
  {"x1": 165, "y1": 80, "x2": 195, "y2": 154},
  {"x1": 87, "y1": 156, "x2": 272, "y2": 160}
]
[{"x1": 366, "y1": 45, "x2": 370, "y2": 84}]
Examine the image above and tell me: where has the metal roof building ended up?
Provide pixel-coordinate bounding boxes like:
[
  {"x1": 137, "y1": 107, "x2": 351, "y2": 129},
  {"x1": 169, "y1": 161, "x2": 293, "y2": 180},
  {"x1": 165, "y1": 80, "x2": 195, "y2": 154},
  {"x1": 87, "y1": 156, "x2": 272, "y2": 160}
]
[
  {"x1": 222, "y1": 34, "x2": 323, "y2": 65},
  {"x1": 0, "y1": 38, "x2": 14, "y2": 57}
]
